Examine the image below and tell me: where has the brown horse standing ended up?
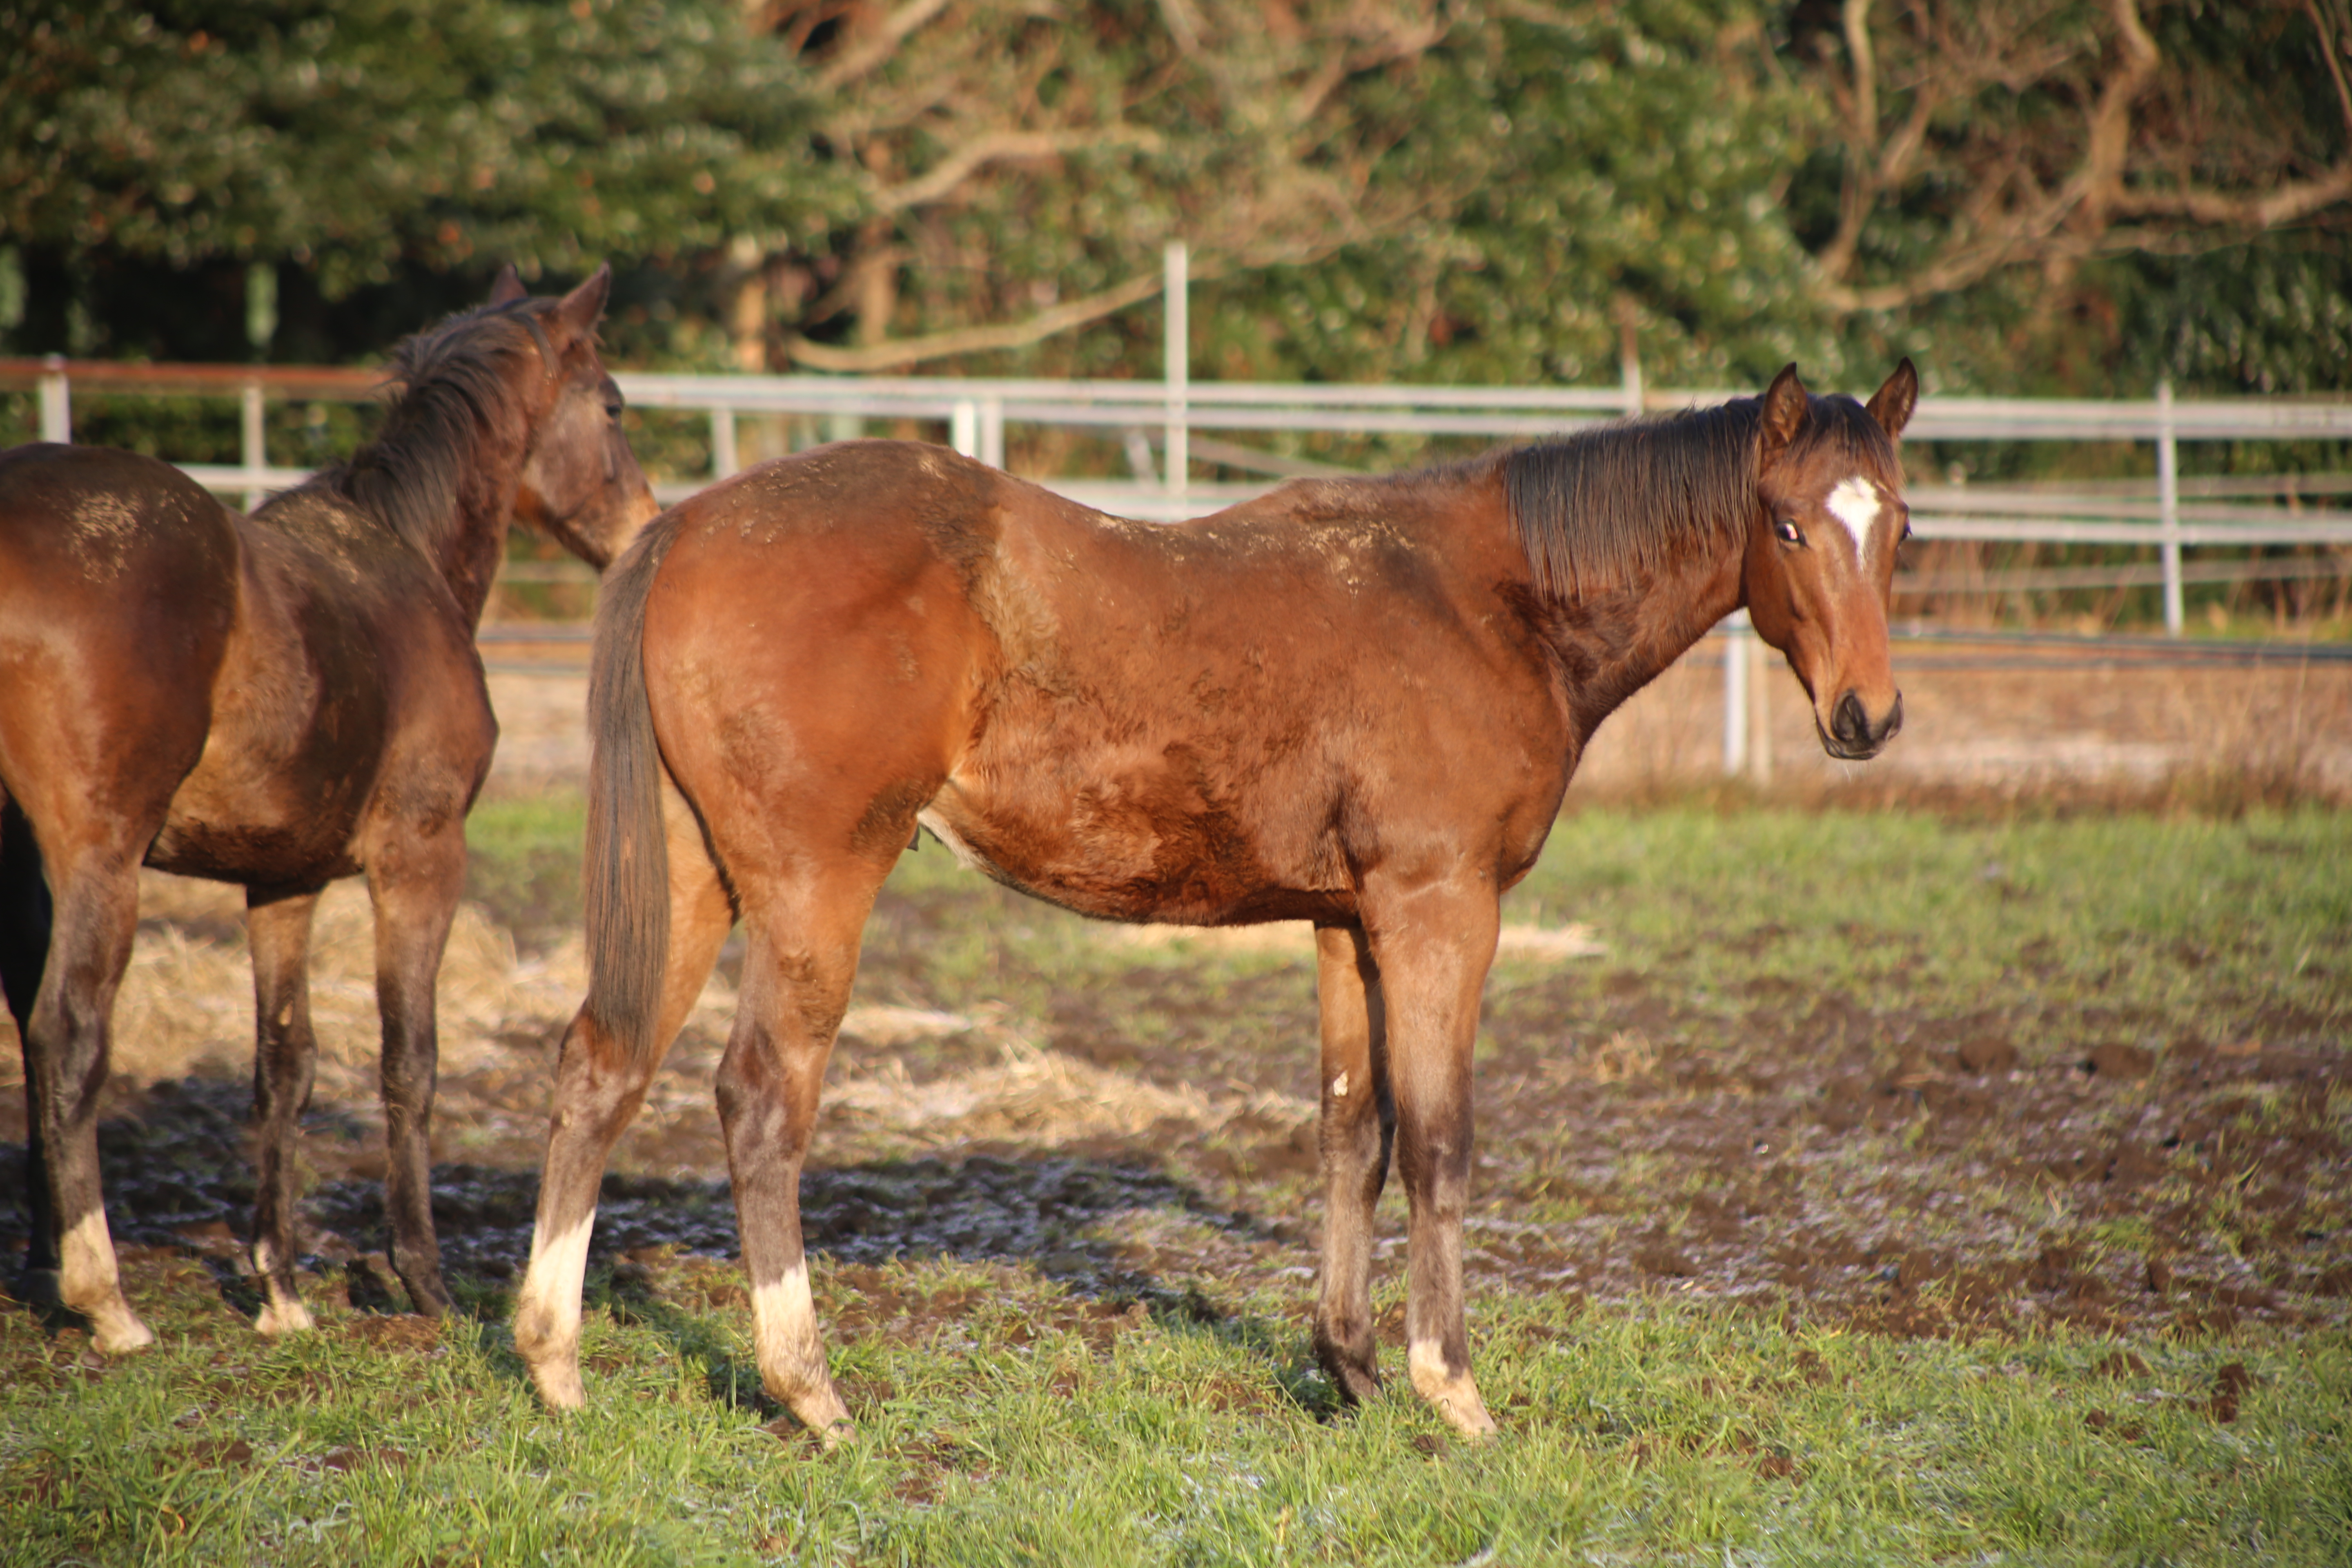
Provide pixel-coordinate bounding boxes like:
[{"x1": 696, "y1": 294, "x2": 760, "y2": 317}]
[
  {"x1": 0, "y1": 267, "x2": 656, "y2": 1351},
  {"x1": 513, "y1": 361, "x2": 1917, "y2": 1439}
]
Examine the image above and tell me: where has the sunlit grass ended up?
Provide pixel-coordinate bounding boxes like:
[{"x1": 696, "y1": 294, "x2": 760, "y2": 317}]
[{"x1": 3, "y1": 796, "x2": 2343, "y2": 1564}]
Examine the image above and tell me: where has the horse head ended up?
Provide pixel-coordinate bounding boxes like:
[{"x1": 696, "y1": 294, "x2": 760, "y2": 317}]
[
  {"x1": 498, "y1": 264, "x2": 660, "y2": 570},
  {"x1": 1742, "y1": 359, "x2": 1918, "y2": 760}
]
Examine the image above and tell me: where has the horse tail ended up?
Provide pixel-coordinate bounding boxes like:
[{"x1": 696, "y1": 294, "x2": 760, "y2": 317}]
[{"x1": 581, "y1": 516, "x2": 686, "y2": 1071}]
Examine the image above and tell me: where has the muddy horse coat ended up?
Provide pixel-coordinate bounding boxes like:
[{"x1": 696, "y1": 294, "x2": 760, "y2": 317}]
[
  {"x1": 0, "y1": 268, "x2": 656, "y2": 1350},
  {"x1": 514, "y1": 361, "x2": 1917, "y2": 1439}
]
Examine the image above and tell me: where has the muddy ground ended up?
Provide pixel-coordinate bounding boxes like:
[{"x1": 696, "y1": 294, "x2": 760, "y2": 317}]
[
  {"x1": 1, "y1": 859, "x2": 2344, "y2": 1360},
  {"x1": 1, "y1": 645, "x2": 2347, "y2": 1361}
]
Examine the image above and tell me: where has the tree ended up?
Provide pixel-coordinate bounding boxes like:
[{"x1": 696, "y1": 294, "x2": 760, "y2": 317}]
[
  {"x1": 1786, "y1": 0, "x2": 2352, "y2": 390},
  {"x1": 750, "y1": 0, "x2": 1828, "y2": 393},
  {"x1": 0, "y1": 0, "x2": 850, "y2": 358}
]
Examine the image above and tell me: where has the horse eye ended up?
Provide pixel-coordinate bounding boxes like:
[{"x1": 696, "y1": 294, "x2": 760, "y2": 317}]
[
  {"x1": 1773, "y1": 519, "x2": 1804, "y2": 546},
  {"x1": 604, "y1": 400, "x2": 624, "y2": 421}
]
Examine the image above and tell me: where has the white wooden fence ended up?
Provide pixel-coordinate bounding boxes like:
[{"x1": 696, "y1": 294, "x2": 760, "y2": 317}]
[{"x1": 9, "y1": 350, "x2": 2349, "y2": 774}]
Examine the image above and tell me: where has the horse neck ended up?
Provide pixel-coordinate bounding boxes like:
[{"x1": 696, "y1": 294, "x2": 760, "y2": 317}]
[
  {"x1": 1541, "y1": 523, "x2": 1748, "y2": 736},
  {"x1": 430, "y1": 457, "x2": 525, "y2": 629},
  {"x1": 347, "y1": 387, "x2": 536, "y2": 630}
]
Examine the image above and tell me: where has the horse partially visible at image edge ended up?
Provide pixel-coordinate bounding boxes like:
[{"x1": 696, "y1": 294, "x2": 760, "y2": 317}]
[{"x1": 0, "y1": 266, "x2": 657, "y2": 1349}]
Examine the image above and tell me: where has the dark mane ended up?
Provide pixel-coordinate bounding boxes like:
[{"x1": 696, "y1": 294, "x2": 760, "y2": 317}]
[
  {"x1": 1500, "y1": 400, "x2": 1760, "y2": 600},
  {"x1": 1501, "y1": 394, "x2": 1903, "y2": 599},
  {"x1": 274, "y1": 300, "x2": 551, "y2": 559}
]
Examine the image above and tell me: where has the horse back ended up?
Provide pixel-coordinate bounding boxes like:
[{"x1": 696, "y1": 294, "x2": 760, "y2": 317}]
[{"x1": 637, "y1": 441, "x2": 1573, "y2": 926}]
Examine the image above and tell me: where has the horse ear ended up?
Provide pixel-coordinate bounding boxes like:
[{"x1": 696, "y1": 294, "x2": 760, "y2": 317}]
[
  {"x1": 1867, "y1": 357, "x2": 1918, "y2": 439},
  {"x1": 553, "y1": 264, "x2": 613, "y2": 339},
  {"x1": 1758, "y1": 363, "x2": 1808, "y2": 469},
  {"x1": 488, "y1": 264, "x2": 528, "y2": 307}
]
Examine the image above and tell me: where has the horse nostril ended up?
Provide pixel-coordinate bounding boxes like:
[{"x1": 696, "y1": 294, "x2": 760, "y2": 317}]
[
  {"x1": 1834, "y1": 690, "x2": 1869, "y2": 745},
  {"x1": 1883, "y1": 693, "x2": 1904, "y2": 740}
]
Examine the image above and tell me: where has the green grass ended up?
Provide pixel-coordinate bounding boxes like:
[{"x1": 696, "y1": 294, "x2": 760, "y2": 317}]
[
  {"x1": 6, "y1": 1260, "x2": 2347, "y2": 1566},
  {"x1": 4, "y1": 797, "x2": 2347, "y2": 1564}
]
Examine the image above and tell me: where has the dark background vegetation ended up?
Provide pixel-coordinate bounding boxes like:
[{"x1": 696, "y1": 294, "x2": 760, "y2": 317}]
[{"x1": 4, "y1": 0, "x2": 2350, "y2": 398}]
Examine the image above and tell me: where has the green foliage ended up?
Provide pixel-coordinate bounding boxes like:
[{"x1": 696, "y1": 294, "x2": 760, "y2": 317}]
[
  {"x1": 2, "y1": 0, "x2": 2348, "y2": 399},
  {"x1": 0, "y1": 0, "x2": 851, "y2": 292},
  {"x1": 1233, "y1": 6, "x2": 1829, "y2": 389}
]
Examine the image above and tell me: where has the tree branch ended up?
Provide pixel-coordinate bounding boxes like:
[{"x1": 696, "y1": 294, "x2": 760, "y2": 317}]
[
  {"x1": 817, "y1": 0, "x2": 953, "y2": 91},
  {"x1": 1816, "y1": 0, "x2": 1879, "y2": 281},
  {"x1": 2109, "y1": 161, "x2": 2352, "y2": 227},
  {"x1": 874, "y1": 126, "x2": 1164, "y2": 213},
  {"x1": 783, "y1": 268, "x2": 1174, "y2": 371},
  {"x1": 2304, "y1": 0, "x2": 2352, "y2": 139},
  {"x1": 2064, "y1": 0, "x2": 2160, "y2": 232}
]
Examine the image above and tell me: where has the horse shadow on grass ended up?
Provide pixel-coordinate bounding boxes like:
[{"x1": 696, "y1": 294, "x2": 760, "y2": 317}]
[{"x1": 2, "y1": 1073, "x2": 1347, "y2": 1421}]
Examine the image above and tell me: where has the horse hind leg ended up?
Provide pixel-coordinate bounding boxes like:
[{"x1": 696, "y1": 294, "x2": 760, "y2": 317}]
[
  {"x1": 716, "y1": 860, "x2": 888, "y2": 1446},
  {"x1": 0, "y1": 799, "x2": 57, "y2": 1292},
  {"x1": 362, "y1": 818, "x2": 472, "y2": 1321},
  {"x1": 1310, "y1": 922, "x2": 1395, "y2": 1408},
  {"x1": 246, "y1": 883, "x2": 325, "y2": 1335},
  {"x1": 512, "y1": 777, "x2": 735, "y2": 1408},
  {"x1": 5, "y1": 811, "x2": 155, "y2": 1352}
]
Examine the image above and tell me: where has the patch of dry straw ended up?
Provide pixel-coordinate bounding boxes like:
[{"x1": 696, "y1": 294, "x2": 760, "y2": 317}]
[
  {"x1": 1109, "y1": 920, "x2": 1604, "y2": 960},
  {"x1": 828, "y1": 1003, "x2": 1310, "y2": 1148},
  {"x1": 0, "y1": 877, "x2": 1341, "y2": 1152}
]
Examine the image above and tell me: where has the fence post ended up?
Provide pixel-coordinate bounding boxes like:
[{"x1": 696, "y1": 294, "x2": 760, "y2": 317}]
[
  {"x1": 951, "y1": 399, "x2": 980, "y2": 459},
  {"x1": 1165, "y1": 241, "x2": 1188, "y2": 505},
  {"x1": 710, "y1": 407, "x2": 739, "y2": 479},
  {"x1": 1746, "y1": 627, "x2": 1774, "y2": 784},
  {"x1": 2157, "y1": 381, "x2": 2183, "y2": 636},
  {"x1": 980, "y1": 395, "x2": 1004, "y2": 470},
  {"x1": 240, "y1": 379, "x2": 267, "y2": 510},
  {"x1": 38, "y1": 354, "x2": 69, "y2": 443},
  {"x1": 1721, "y1": 610, "x2": 1749, "y2": 775}
]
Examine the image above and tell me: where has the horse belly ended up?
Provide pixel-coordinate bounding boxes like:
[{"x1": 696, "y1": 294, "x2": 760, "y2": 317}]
[
  {"x1": 918, "y1": 748, "x2": 1347, "y2": 927},
  {"x1": 144, "y1": 601, "x2": 410, "y2": 885}
]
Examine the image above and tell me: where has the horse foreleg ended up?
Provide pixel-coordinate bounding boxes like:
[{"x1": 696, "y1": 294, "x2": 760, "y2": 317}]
[
  {"x1": 1370, "y1": 882, "x2": 1501, "y2": 1440},
  {"x1": 366, "y1": 827, "x2": 467, "y2": 1319},
  {"x1": 513, "y1": 786, "x2": 733, "y2": 1408},
  {"x1": 716, "y1": 872, "x2": 877, "y2": 1446},
  {"x1": 246, "y1": 883, "x2": 324, "y2": 1335},
  {"x1": 1310, "y1": 921, "x2": 1394, "y2": 1407},
  {"x1": 13, "y1": 836, "x2": 151, "y2": 1352}
]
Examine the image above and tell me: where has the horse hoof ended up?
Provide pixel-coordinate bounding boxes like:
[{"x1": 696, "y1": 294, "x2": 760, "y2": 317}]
[
  {"x1": 255, "y1": 1298, "x2": 316, "y2": 1337},
  {"x1": 528, "y1": 1359, "x2": 588, "y2": 1411},
  {"x1": 788, "y1": 1387, "x2": 856, "y2": 1449},
  {"x1": 91, "y1": 1307, "x2": 156, "y2": 1355},
  {"x1": 1408, "y1": 1345, "x2": 1498, "y2": 1440},
  {"x1": 405, "y1": 1278, "x2": 457, "y2": 1319},
  {"x1": 1442, "y1": 1403, "x2": 1501, "y2": 1441},
  {"x1": 1312, "y1": 1330, "x2": 1383, "y2": 1407}
]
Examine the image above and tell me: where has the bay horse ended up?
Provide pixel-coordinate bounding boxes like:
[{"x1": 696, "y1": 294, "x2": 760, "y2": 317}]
[
  {"x1": 512, "y1": 360, "x2": 1917, "y2": 1440},
  {"x1": 0, "y1": 266, "x2": 657, "y2": 1352}
]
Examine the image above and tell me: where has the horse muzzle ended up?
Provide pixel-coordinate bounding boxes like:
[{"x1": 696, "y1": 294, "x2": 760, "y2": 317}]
[{"x1": 1818, "y1": 688, "x2": 1902, "y2": 760}]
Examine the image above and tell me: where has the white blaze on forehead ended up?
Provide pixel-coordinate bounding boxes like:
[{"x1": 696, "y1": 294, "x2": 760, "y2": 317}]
[{"x1": 1825, "y1": 476, "x2": 1883, "y2": 561}]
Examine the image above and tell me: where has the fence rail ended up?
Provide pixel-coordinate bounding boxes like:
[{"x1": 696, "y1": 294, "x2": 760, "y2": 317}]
[{"x1": 8, "y1": 353, "x2": 2349, "y2": 774}]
